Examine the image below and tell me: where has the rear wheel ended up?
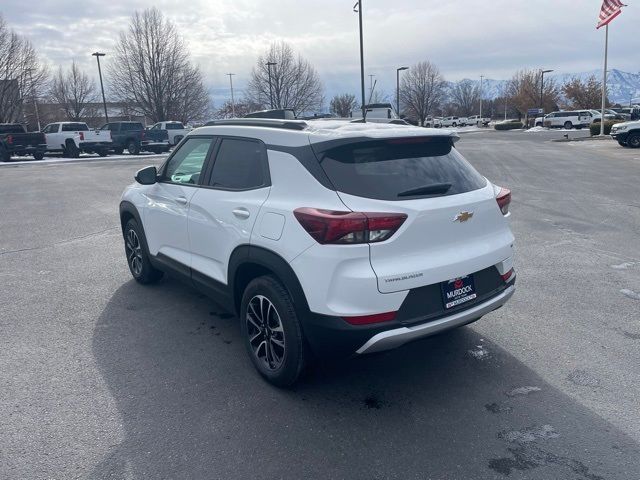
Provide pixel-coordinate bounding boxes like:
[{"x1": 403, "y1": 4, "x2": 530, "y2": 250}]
[
  {"x1": 123, "y1": 219, "x2": 163, "y2": 284},
  {"x1": 97, "y1": 148, "x2": 108, "y2": 157},
  {"x1": 64, "y1": 141, "x2": 80, "y2": 158},
  {"x1": 173, "y1": 135, "x2": 183, "y2": 145},
  {"x1": 627, "y1": 133, "x2": 640, "y2": 148},
  {"x1": 452, "y1": 122, "x2": 457, "y2": 127},
  {"x1": 535, "y1": 122, "x2": 542, "y2": 127},
  {"x1": 0, "y1": 148, "x2": 10, "y2": 162},
  {"x1": 240, "y1": 275, "x2": 306, "y2": 387},
  {"x1": 564, "y1": 121, "x2": 573, "y2": 129},
  {"x1": 113, "y1": 147, "x2": 124, "y2": 155},
  {"x1": 127, "y1": 140, "x2": 140, "y2": 155},
  {"x1": 33, "y1": 151, "x2": 44, "y2": 160}
]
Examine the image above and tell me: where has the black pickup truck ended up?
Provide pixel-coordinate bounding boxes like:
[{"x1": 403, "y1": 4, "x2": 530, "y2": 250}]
[
  {"x1": 0, "y1": 124, "x2": 47, "y2": 161},
  {"x1": 99, "y1": 121, "x2": 170, "y2": 155}
]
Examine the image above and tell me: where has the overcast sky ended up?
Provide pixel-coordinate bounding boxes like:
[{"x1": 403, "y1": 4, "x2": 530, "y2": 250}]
[{"x1": 2, "y1": 0, "x2": 638, "y2": 104}]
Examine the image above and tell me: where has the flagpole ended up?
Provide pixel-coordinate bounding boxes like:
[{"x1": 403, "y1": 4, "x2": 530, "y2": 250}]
[{"x1": 600, "y1": 23, "x2": 608, "y2": 136}]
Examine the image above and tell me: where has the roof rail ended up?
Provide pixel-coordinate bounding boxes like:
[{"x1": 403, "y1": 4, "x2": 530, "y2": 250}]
[{"x1": 203, "y1": 119, "x2": 308, "y2": 131}]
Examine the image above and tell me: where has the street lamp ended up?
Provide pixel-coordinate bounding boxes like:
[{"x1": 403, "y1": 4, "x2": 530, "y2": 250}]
[
  {"x1": 540, "y1": 69, "x2": 553, "y2": 112},
  {"x1": 265, "y1": 62, "x2": 277, "y2": 109},
  {"x1": 354, "y1": 1, "x2": 366, "y2": 120},
  {"x1": 479, "y1": 75, "x2": 484, "y2": 125},
  {"x1": 92, "y1": 52, "x2": 109, "y2": 123},
  {"x1": 25, "y1": 68, "x2": 41, "y2": 131},
  {"x1": 396, "y1": 66, "x2": 408, "y2": 118},
  {"x1": 227, "y1": 73, "x2": 236, "y2": 117}
]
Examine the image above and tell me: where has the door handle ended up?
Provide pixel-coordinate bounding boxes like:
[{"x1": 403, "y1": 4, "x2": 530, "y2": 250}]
[
  {"x1": 175, "y1": 196, "x2": 188, "y2": 206},
  {"x1": 232, "y1": 208, "x2": 251, "y2": 219}
]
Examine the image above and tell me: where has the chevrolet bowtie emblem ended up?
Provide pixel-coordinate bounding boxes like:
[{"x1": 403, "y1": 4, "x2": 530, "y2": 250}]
[{"x1": 453, "y1": 211, "x2": 474, "y2": 222}]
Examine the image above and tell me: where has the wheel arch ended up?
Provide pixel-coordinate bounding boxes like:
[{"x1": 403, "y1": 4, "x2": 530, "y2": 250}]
[{"x1": 228, "y1": 245, "x2": 310, "y2": 318}]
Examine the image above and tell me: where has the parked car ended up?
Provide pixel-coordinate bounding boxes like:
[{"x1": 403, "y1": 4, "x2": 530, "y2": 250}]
[
  {"x1": 589, "y1": 109, "x2": 629, "y2": 124},
  {"x1": 542, "y1": 111, "x2": 592, "y2": 129},
  {"x1": 119, "y1": 118, "x2": 515, "y2": 386},
  {"x1": 245, "y1": 109, "x2": 296, "y2": 120},
  {"x1": 467, "y1": 115, "x2": 491, "y2": 126},
  {"x1": 350, "y1": 103, "x2": 398, "y2": 120},
  {"x1": 100, "y1": 121, "x2": 170, "y2": 155},
  {"x1": 610, "y1": 120, "x2": 640, "y2": 148},
  {"x1": 424, "y1": 117, "x2": 443, "y2": 128},
  {"x1": 0, "y1": 123, "x2": 47, "y2": 161},
  {"x1": 148, "y1": 121, "x2": 192, "y2": 146},
  {"x1": 441, "y1": 116, "x2": 461, "y2": 127},
  {"x1": 42, "y1": 122, "x2": 112, "y2": 158}
]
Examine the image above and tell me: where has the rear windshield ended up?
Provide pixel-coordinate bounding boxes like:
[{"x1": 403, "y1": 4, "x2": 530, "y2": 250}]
[
  {"x1": 121, "y1": 123, "x2": 144, "y2": 131},
  {"x1": 0, "y1": 124, "x2": 25, "y2": 134},
  {"x1": 62, "y1": 123, "x2": 89, "y2": 131},
  {"x1": 316, "y1": 138, "x2": 486, "y2": 201}
]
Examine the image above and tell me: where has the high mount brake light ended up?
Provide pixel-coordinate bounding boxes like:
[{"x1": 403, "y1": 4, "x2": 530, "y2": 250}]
[
  {"x1": 293, "y1": 208, "x2": 407, "y2": 245},
  {"x1": 496, "y1": 187, "x2": 511, "y2": 215}
]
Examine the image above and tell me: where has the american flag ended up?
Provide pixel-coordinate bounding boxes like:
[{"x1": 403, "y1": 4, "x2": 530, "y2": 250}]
[{"x1": 597, "y1": 0, "x2": 625, "y2": 29}]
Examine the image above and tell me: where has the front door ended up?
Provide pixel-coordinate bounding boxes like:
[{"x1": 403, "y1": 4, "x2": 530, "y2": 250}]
[{"x1": 143, "y1": 137, "x2": 215, "y2": 269}]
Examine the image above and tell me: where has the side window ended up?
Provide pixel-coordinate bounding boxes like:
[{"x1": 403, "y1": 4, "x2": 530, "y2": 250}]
[
  {"x1": 162, "y1": 137, "x2": 213, "y2": 185},
  {"x1": 43, "y1": 124, "x2": 56, "y2": 133},
  {"x1": 208, "y1": 138, "x2": 268, "y2": 190}
]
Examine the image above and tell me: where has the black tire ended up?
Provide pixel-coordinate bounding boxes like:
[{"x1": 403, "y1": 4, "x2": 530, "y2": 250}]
[
  {"x1": 64, "y1": 141, "x2": 80, "y2": 158},
  {"x1": 535, "y1": 122, "x2": 542, "y2": 127},
  {"x1": 97, "y1": 148, "x2": 108, "y2": 157},
  {"x1": 627, "y1": 133, "x2": 640, "y2": 148},
  {"x1": 618, "y1": 140, "x2": 628, "y2": 147},
  {"x1": 0, "y1": 148, "x2": 10, "y2": 162},
  {"x1": 113, "y1": 147, "x2": 124, "y2": 155},
  {"x1": 240, "y1": 275, "x2": 306, "y2": 387},
  {"x1": 127, "y1": 140, "x2": 140, "y2": 155},
  {"x1": 123, "y1": 219, "x2": 163, "y2": 284},
  {"x1": 173, "y1": 135, "x2": 183, "y2": 145},
  {"x1": 564, "y1": 121, "x2": 573, "y2": 129},
  {"x1": 452, "y1": 122, "x2": 457, "y2": 127},
  {"x1": 33, "y1": 151, "x2": 44, "y2": 160}
]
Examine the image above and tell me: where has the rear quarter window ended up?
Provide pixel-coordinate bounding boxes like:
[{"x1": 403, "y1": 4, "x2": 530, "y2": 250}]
[{"x1": 315, "y1": 138, "x2": 487, "y2": 201}]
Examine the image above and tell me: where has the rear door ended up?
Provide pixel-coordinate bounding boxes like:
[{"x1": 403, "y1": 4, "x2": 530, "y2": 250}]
[
  {"x1": 188, "y1": 137, "x2": 271, "y2": 285},
  {"x1": 314, "y1": 137, "x2": 514, "y2": 293},
  {"x1": 143, "y1": 136, "x2": 215, "y2": 268}
]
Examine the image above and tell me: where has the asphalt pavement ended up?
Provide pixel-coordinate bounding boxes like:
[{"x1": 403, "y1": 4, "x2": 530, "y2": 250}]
[{"x1": 1, "y1": 129, "x2": 639, "y2": 479}]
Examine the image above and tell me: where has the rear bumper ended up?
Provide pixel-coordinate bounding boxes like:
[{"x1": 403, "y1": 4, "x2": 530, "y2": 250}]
[
  {"x1": 356, "y1": 284, "x2": 515, "y2": 354},
  {"x1": 80, "y1": 142, "x2": 112, "y2": 150},
  {"x1": 8, "y1": 145, "x2": 46, "y2": 155}
]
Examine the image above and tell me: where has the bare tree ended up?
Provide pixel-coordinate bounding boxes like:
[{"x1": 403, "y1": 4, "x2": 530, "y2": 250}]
[
  {"x1": 48, "y1": 61, "x2": 97, "y2": 121},
  {"x1": 214, "y1": 98, "x2": 263, "y2": 119},
  {"x1": 108, "y1": 8, "x2": 211, "y2": 123},
  {"x1": 450, "y1": 80, "x2": 479, "y2": 116},
  {"x1": 0, "y1": 15, "x2": 48, "y2": 124},
  {"x1": 329, "y1": 93, "x2": 357, "y2": 117},
  {"x1": 247, "y1": 41, "x2": 324, "y2": 114},
  {"x1": 399, "y1": 61, "x2": 446, "y2": 125},
  {"x1": 562, "y1": 75, "x2": 607, "y2": 109},
  {"x1": 507, "y1": 69, "x2": 559, "y2": 119}
]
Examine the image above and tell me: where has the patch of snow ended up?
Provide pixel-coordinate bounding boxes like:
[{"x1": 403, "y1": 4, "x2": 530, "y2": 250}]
[
  {"x1": 505, "y1": 386, "x2": 542, "y2": 397},
  {"x1": 620, "y1": 289, "x2": 640, "y2": 301},
  {"x1": 468, "y1": 345, "x2": 490, "y2": 360},
  {"x1": 611, "y1": 262, "x2": 638, "y2": 270},
  {"x1": 499, "y1": 425, "x2": 559, "y2": 444}
]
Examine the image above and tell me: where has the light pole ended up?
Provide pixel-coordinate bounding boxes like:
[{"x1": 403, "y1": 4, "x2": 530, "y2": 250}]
[
  {"x1": 26, "y1": 68, "x2": 41, "y2": 131},
  {"x1": 92, "y1": 52, "x2": 109, "y2": 123},
  {"x1": 354, "y1": 1, "x2": 366, "y2": 120},
  {"x1": 227, "y1": 73, "x2": 236, "y2": 117},
  {"x1": 479, "y1": 75, "x2": 484, "y2": 125},
  {"x1": 266, "y1": 62, "x2": 276, "y2": 109},
  {"x1": 540, "y1": 69, "x2": 553, "y2": 114},
  {"x1": 396, "y1": 66, "x2": 408, "y2": 118},
  {"x1": 368, "y1": 74, "x2": 375, "y2": 100}
]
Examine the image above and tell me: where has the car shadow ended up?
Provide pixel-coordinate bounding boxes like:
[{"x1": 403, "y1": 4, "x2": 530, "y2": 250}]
[{"x1": 91, "y1": 277, "x2": 639, "y2": 480}]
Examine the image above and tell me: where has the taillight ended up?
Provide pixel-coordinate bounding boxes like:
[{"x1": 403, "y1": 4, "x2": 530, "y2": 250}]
[
  {"x1": 501, "y1": 268, "x2": 514, "y2": 282},
  {"x1": 342, "y1": 311, "x2": 397, "y2": 325},
  {"x1": 6, "y1": 135, "x2": 12, "y2": 144},
  {"x1": 79, "y1": 132, "x2": 84, "y2": 141},
  {"x1": 140, "y1": 131, "x2": 146, "y2": 140},
  {"x1": 293, "y1": 208, "x2": 407, "y2": 245},
  {"x1": 496, "y1": 187, "x2": 511, "y2": 215}
]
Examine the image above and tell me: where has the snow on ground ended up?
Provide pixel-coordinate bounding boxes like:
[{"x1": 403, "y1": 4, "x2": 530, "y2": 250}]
[
  {"x1": 525, "y1": 126, "x2": 578, "y2": 133},
  {"x1": 0, "y1": 152, "x2": 168, "y2": 167}
]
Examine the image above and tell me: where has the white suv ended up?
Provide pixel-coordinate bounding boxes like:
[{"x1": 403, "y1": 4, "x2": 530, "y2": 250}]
[{"x1": 120, "y1": 119, "x2": 516, "y2": 386}]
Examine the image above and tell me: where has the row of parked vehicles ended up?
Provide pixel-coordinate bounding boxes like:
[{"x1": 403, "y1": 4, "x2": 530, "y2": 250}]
[
  {"x1": 0, "y1": 120, "x2": 192, "y2": 161},
  {"x1": 534, "y1": 107, "x2": 639, "y2": 129},
  {"x1": 424, "y1": 116, "x2": 491, "y2": 128}
]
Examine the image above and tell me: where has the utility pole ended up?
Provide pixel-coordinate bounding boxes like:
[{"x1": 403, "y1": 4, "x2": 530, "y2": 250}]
[
  {"x1": 600, "y1": 24, "x2": 609, "y2": 136},
  {"x1": 227, "y1": 73, "x2": 236, "y2": 117},
  {"x1": 27, "y1": 69, "x2": 41, "y2": 131},
  {"x1": 396, "y1": 67, "x2": 408, "y2": 118},
  {"x1": 479, "y1": 74, "x2": 484, "y2": 125},
  {"x1": 266, "y1": 62, "x2": 276, "y2": 109},
  {"x1": 368, "y1": 74, "x2": 375, "y2": 100},
  {"x1": 354, "y1": 1, "x2": 366, "y2": 120},
  {"x1": 92, "y1": 52, "x2": 109, "y2": 123}
]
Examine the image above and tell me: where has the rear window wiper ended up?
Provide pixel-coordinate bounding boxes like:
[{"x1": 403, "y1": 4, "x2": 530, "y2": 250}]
[{"x1": 397, "y1": 183, "x2": 452, "y2": 197}]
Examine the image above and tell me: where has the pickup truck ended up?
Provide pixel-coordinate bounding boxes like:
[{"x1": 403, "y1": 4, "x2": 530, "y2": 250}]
[
  {"x1": 0, "y1": 123, "x2": 47, "y2": 161},
  {"x1": 467, "y1": 115, "x2": 491, "y2": 126},
  {"x1": 42, "y1": 122, "x2": 112, "y2": 157},
  {"x1": 147, "y1": 121, "x2": 191, "y2": 146},
  {"x1": 99, "y1": 121, "x2": 170, "y2": 155},
  {"x1": 610, "y1": 120, "x2": 640, "y2": 148}
]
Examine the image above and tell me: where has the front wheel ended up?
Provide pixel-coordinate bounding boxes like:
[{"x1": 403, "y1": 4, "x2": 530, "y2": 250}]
[
  {"x1": 0, "y1": 148, "x2": 10, "y2": 162},
  {"x1": 564, "y1": 121, "x2": 573, "y2": 129},
  {"x1": 241, "y1": 275, "x2": 306, "y2": 387},
  {"x1": 97, "y1": 148, "x2": 108, "y2": 157},
  {"x1": 33, "y1": 151, "x2": 44, "y2": 160},
  {"x1": 64, "y1": 141, "x2": 80, "y2": 158},
  {"x1": 123, "y1": 219, "x2": 163, "y2": 284},
  {"x1": 452, "y1": 122, "x2": 457, "y2": 127},
  {"x1": 127, "y1": 140, "x2": 140, "y2": 155},
  {"x1": 627, "y1": 133, "x2": 640, "y2": 148},
  {"x1": 618, "y1": 140, "x2": 628, "y2": 147}
]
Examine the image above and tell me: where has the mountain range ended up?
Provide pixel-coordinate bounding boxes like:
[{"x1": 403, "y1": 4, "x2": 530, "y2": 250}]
[{"x1": 459, "y1": 69, "x2": 640, "y2": 105}]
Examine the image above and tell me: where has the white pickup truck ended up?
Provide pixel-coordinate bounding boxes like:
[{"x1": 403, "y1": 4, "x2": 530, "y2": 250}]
[
  {"x1": 148, "y1": 121, "x2": 192, "y2": 146},
  {"x1": 43, "y1": 122, "x2": 112, "y2": 157},
  {"x1": 467, "y1": 115, "x2": 491, "y2": 126}
]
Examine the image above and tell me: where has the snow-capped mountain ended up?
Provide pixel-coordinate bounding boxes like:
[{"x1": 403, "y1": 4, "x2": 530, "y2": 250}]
[{"x1": 456, "y1": 69, "x2": 640, "y2": 105}]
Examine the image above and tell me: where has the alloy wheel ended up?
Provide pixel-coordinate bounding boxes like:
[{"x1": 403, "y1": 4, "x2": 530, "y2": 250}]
[
  {"x1": 125, "y1": 229, "x2": 143, "y2": 276},
  {"x1": 246, "y1": 295, "x2": 286, "y2": 371}
]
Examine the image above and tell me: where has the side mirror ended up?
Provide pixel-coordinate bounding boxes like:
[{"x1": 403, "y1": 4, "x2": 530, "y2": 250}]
[{"x1": 135, "y1": 166, "x2": 157, "y2": 185}]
